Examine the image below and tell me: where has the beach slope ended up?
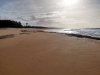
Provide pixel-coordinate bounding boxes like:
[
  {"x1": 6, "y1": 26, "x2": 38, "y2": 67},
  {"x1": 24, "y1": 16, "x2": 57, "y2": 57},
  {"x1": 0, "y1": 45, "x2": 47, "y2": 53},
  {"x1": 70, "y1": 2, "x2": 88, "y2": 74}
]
[{"x1": 0, "y1": 29, "x2": 100, "y2": 75}]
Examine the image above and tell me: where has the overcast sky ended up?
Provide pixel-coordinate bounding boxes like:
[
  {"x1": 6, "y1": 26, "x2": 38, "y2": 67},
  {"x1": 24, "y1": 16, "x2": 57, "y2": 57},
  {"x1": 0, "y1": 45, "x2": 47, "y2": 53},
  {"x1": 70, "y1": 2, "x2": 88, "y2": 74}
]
[{"x1": 0, "y1": 0, "x2": 100, "y2": 28}]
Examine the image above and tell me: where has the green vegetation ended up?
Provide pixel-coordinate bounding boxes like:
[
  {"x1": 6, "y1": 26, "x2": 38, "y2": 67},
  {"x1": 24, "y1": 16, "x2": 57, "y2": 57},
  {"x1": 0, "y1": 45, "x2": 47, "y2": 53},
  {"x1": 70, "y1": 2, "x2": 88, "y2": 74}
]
[
  {"x1": 0, "y1": 20, "x2": 50, "y2": 29},
  {"x1": 0, "y1": 20, "x2": 23, "y2": 28}
]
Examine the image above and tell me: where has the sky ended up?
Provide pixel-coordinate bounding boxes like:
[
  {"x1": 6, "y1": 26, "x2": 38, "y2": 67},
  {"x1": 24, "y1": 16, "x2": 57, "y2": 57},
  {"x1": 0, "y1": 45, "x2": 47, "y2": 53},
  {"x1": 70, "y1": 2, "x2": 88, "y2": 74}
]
[{"x1": 0, "y1": 0, "x2": 100, "y2": 28}]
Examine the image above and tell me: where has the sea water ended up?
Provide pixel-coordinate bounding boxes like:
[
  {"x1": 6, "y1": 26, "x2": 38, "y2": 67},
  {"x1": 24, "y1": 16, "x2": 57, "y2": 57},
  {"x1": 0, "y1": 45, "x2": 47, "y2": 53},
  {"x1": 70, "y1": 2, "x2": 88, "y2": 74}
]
[{"x1": 44, "y1": 28, "x2": 100, "y2": 39}]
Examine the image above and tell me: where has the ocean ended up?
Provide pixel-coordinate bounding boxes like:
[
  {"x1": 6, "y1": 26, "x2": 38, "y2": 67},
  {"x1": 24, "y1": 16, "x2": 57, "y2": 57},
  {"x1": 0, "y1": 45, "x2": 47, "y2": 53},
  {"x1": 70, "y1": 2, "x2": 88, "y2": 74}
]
[{"x1": 44, "y1": 28, "x2": 100, "y2": 40}]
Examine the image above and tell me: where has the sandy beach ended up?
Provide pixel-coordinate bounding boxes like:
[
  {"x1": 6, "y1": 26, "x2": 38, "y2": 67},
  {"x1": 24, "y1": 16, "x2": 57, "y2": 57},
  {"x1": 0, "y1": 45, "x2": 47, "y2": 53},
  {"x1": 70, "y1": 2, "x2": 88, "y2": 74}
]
[{"x1": 0, "y1": 28, "x2": 100, "y2": 75}]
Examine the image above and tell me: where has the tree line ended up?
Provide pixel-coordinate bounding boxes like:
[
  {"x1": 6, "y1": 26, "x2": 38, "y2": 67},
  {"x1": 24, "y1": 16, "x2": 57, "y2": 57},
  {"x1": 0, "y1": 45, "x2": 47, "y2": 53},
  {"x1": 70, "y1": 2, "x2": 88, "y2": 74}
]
[
  {"x1": 0, "y1": 20, "x2": 23, "y2": 28},
  {"x1": 0, "y1": 20, "x2": 50, "y2": 29}
]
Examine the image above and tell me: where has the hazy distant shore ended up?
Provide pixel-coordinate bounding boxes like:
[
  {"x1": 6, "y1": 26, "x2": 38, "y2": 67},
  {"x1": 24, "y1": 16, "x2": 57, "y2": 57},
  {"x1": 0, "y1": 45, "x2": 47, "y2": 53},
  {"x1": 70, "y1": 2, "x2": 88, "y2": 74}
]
[{"x1": 0, "y1": 28, "x2": 100, "y2": 75}]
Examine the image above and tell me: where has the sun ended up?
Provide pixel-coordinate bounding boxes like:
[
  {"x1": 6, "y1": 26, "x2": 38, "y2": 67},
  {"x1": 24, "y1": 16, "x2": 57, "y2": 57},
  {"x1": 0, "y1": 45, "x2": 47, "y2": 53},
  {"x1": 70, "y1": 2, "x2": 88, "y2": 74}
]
[{"x1": 58, "y1": 0, "x2": 80, "y2": 8}]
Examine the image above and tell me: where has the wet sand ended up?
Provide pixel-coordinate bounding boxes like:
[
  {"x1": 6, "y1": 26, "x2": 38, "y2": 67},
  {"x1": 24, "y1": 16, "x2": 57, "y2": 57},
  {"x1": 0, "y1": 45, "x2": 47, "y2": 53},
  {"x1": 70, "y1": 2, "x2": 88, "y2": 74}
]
[{"x1": 0, "y1": 28, "x2": 100, "y2": 75}]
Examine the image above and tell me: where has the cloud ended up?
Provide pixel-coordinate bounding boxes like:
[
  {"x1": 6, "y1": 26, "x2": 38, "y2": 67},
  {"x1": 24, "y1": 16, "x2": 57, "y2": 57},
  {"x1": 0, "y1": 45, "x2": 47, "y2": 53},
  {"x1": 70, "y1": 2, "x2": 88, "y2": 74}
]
[
  {"x1": 17, "y1": 15, "x2": 37, "y2": 21},
  {"x1": 0, "y1": 0, "x2": 100, "y2": 28}
]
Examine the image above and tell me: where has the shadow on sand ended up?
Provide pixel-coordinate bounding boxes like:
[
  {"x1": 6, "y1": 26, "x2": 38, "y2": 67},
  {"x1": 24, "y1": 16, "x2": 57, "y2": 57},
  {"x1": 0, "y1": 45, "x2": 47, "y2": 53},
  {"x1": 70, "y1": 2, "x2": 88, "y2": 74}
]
[
  {"x1": 19, "y1": 33, "x2": 30, "y2": 35},
  {"x1": 0, "y1": 34, "x2": 15, "y2": 39}
]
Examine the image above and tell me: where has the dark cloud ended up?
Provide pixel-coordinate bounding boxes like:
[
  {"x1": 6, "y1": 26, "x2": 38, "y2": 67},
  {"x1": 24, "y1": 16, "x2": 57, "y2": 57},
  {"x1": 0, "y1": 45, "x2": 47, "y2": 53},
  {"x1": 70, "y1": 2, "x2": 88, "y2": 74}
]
[
  {"x1": 17, "y1": 15, "x2": 38, "y2": 21},
  {"x1": 30, "y1": 16, "x2": 37, "y2": 20},
  {"x1": 82, "y1": 0, "x2": 100, "y2": 8},
  {"x1": 36, "y1": 18, "x2": 60, "y2": 27},
  {"x1": 17, "y1": 17, "x2": 30, "y2": 21},
  {"x1": 0, "y1": 0, "x2": 9, "y2": 6},
  {"x1": 84, "y1": 0, "x2": 100, "y2": 4}
]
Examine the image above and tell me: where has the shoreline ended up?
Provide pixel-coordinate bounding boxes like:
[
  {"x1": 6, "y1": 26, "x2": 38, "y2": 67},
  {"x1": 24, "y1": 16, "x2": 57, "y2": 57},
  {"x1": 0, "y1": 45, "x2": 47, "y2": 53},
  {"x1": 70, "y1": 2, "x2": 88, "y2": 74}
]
[
  {"x1": 1, "y1": 28, "x2": 100, "y2": 40},
  {"x1": 0, "y1": 28, "x2": 100, "y2": 75}
]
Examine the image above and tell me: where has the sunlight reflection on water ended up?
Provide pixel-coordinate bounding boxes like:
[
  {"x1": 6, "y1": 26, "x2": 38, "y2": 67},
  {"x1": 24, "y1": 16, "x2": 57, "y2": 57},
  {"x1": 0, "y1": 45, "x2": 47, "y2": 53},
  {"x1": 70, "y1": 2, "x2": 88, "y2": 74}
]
[{"x1": 44, "y1": 28, "x2": 100, "y2": 38}]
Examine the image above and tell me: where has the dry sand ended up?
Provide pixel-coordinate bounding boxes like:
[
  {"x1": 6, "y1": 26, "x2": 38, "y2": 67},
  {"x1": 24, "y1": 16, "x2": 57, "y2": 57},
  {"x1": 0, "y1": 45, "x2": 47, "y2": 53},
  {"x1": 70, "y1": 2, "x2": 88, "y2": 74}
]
[{"x1": 0, "y1": 28, "x2": 100, "y2": 75}]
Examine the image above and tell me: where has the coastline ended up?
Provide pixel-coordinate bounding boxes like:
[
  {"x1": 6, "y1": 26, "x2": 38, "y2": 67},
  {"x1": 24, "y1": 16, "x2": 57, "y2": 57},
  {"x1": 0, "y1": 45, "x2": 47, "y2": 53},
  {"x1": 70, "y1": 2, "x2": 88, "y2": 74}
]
[{"x1": 0, "y1": 28, "x2": 100, "y2": 75}]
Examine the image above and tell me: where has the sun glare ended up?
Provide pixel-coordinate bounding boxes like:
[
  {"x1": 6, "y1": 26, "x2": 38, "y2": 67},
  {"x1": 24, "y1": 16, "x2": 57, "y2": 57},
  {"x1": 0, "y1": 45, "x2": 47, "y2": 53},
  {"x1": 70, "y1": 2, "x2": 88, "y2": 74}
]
[{"x1": 58, "y1": 0, "x2": 80, "y2": 8}]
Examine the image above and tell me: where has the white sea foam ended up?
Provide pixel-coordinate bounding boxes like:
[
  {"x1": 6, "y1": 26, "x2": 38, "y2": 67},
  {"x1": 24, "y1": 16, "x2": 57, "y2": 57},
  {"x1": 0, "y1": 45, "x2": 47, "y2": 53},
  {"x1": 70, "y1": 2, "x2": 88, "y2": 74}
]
[{"x1": 44, "y1": 28, "x2": 100, "y2": 39}]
